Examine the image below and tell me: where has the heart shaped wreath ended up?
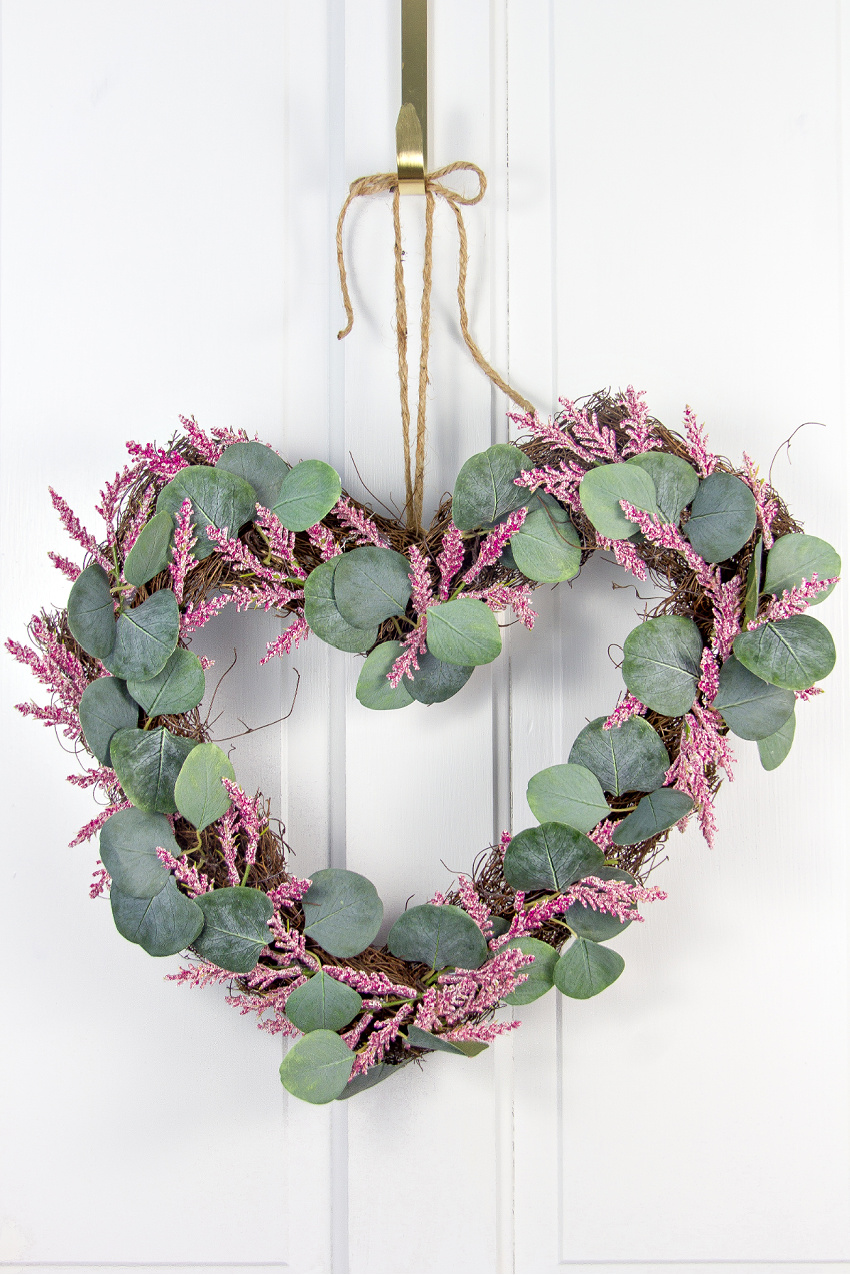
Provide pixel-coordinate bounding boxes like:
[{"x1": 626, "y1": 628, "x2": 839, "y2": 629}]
[{"x1": 8, "y1": 389, "x2": 840, "y2": 1104}]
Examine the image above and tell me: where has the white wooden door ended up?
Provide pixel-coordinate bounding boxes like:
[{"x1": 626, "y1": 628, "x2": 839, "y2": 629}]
[{"x1": 1, "y1": 2, "x2": 848, "y2": 1270}]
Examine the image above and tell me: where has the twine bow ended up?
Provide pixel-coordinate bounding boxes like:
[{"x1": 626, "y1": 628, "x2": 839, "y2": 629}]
[{"x1": 336, "y1": 161, "x2": 536, "y2": 533}]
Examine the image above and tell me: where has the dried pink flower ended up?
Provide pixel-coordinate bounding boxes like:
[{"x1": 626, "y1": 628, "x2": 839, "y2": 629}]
[
  {"x1": 603, "y1": 693, "x2": 647, "y2": 730},
  {"x1": 334, "y1": 498, "x2": 390, "y2": 548},
  {"x1": 436, "y1": 525, "x2": 465, "y2": 600},
  {"x1": 750, "y1": 575, "x2": 838, "y2": 626},
  {"x1": 407, "y1": 545, "x2": 434, "y2": 615},
  {"x1": 48, "y1": 488, "x2": 110, "y2": 569},
  {"x1": 48, "y1": 552, "x2": 81, "y2": 582},
  {"x1": 306, "y1": 522, "x2": 341, "y2": 560},
  {"x1": 388, "y1": 620, "x2": 427, "y2": 687},
  {"x1": 261, "y1": 613, "x2": 310, "y2": 663},
  {"x1": 351, "y1": 1004, "x2": 413, "y2": 1077},
  {"x1": 682, "y1": 407, "x2": 716, "y2": 478},
  {"x1": 741, "y1": 453, "x2": 778, "y2": 549},
  {"x1": 168, "y1": 499, "x2": 197, "y2": 604},
  {"x1": 665, "y1": 702, "x2": 735, "y2": 847},
  {"x1": 156, "y1": 847, "x2": 212, "y2": 898},
  {"x1": 69, "y1": 800, "x2": 132, "y2": 848},
  {"x1": 462, "y1": 508, "x2": 527, "y2": 584}
]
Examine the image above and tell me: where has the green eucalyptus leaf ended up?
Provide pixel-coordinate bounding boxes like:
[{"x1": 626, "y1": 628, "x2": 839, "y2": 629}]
[
  {"x1": 503, "y1": 937, "x2": 559, "y2": 1005},
  {"x1": 627, "y1": 451, "x2": 699, "y2": 524},
  {"x1": 157, "y1": 465, "x2": 257, "y2": 559},
  {"x1": 526, "y1": 763, "x2": 611, "y2": 834},
  {"x1": 405, "y1": 1025, "x2": 473, "y2": 1056},
  {"x1": 336, "y1": 1062, "x2": 403, "y2": 1100},
  {"x1": 67, "y1": 564, "x2": 116, "y2": 660},
  {"x1": 560, "y1": 875, "x2": 633, "y2": 942},
  {"x1": 215, "y1": 441, "x2": 290, "y2": 512},
  {"x1": 194, "y1": 886, "x2": 274, "y2": 973},
  {"x1": 452, "y1": 444, "x2": 530, "y2": 531},
  {"x1": 711, "y1": 655, "x2": 795, "y2": 740},
  {"x1": 489, "y1": 917, "x2": 510, "y2": 938},
  {"x1": 284, "y1": 971, "x2": 363, "y2": 1034},
  {"x1": 408, "y1": 650, "x2": 474, "y2": 704},
  {"x1": 123, "y1": 511, "x2": 174, "y2": 587},
  {"x1": 554, "y1": 938, "x2": 625, "y2": 999},
  {"x1": 272, "y1": 459, "x2": 341, "y2": 532},
  {"x1": 744, "y1": 538, "x2": 764, "y2": 625},
  {"x1": 387, "y1": 903, "x2": 489, "y2": 971},
  {"x1": 426, "y1": 598, "x2": 502, "y2": 667},
  {"x1": 578, "y1": 462, "x2": 658, "y2": 541},
  {"x1": 303, "y1": 558, "x2": 378, "y2": 653},
  {"x1": 757, "y1": 710, "x2": 796, "y2": 771},
  {"x1": 127, "y1": 648, "x2": 205, "y2": 717},
  {"x1": 732, "y1": 615, "x2": 836, "y2": 691},
  {"x1": 355, "y1": 642, "x2": 415, "y2": 711},
  {"x1": 569, "y1": 715, "x2": 670, "y2": 796},
  {"x1": 684, "y1": 473, "x2": 756, "y2": 563},
  {"x1": 279, "y1": 1030, "x2": 355, "y2": 1105},
  {"x1": 612, "y1": 788, "x2": 694, "y2": 846},
  {"x1": 622, "y1": 616, "x2": 703, "y2": 716},
  {"x1": 110, "y1": 876, "x2": 204, "y2": 957},
  {"x1": 78, "y1": 676, "x2": 139, "y2": 765},
  {"x1": 174, "y1": 742, "x2": 235, "y2": 831},
  {"x1": 103, "y1": 590, "x2": 180, "y2": 680},
  {"x1": 404, "y1": 1025, "x2": 487, "y2": 1057},
  {"x1": 99, "y1": 807, "x2": 179, "y2": 898},
  {"x1": 302, "y1": 868, "x2": 384, "y2": 958},
  {"x1": 334, "y1": 547, "x2": 412, "y2": 628},
  {"x1": 503, "y1": 823, "x2": 604, "y2": 893},
  {"x1": 509, "y1": 503, "x2": 581, "y2": 582},
  {"x1": 764, "y1": 533, "x2": 840, "y2": 606},
  {"x1": 109, "y1": 726, "x2": 197, "y2": 813}
]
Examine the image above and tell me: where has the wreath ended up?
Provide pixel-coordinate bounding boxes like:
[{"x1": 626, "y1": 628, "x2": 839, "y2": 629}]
[{"x1": 8, "y1": 389, "x2": 840, "y2": 1104}]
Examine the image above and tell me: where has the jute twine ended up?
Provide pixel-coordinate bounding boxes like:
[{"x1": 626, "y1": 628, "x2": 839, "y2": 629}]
[{"x1": 336, "y1": 161, "x2": 536, "y2": 532}]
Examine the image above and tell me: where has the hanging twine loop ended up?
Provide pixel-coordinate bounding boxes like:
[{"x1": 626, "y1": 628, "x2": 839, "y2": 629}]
[{"x1": 335, "y1": 160, "x2": 536, "y2": 533}]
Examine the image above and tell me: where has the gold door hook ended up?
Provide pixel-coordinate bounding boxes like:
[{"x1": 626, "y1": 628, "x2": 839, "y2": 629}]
[{"x1": 397, "y1": 0, "x2": 427, "y2": 194}]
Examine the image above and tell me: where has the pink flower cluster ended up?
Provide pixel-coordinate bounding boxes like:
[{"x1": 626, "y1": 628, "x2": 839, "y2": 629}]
[
  {"x1": 7, "y1": 615, "x2": 90, "y2": 742},
  {"x1": 407, "y1": 545, "x2": 435, "y2": 615},
  {"x1": 741, "y1": 453, "x2": 778, "y2": 549},
  {"x1": 220, "y1": 780, "x2": 265, "y2": 870},
  {"x1": 48, "y1": 487, "x2": 110, "y2": 570},
  {"x1": 436, "y1": 525, "x2": 465, "y2": 599},
  {"x1": 749, "y1": 574, "x2": 838, "y2": 627},
  {"x1": 500, "y1": 875, "x2": 666, "y2": 943},
  {"x1": 603, "y1": 693, "x2": 647, "y2": 730},
  {"x1": 388, "y1": 620, "x2": 428, "y2": 688},
  {"x1": 462, "y1": 508, "x2": 527, "y2": 584},
  {"x1": 413, "y1": 946, "x2": 533, "y2": 1034},
  {"x1": 168, "y1": 499, "x2": 197, "y2": 604},
  {"x1": 468, "y1": 582, "x2": 537, "y2": 630},
  {"x1": 514, "y1": 460, "x2": 585, "y2": 513},
  {"x1": 350, "y1": 1004, "x2": 412, "y2": 1077},
  {"x1": 334, "y1": 498, "x2": 390, "y2": 548},
  {"x1": 665, "y1": 702, "x2": 735, "y2": 848},
  {"x1": 682, "y1": 407, "x2": 717, "y2": 478},
  {"x1": 156, "y1": 846, "x2": 212, "y2": 898}
]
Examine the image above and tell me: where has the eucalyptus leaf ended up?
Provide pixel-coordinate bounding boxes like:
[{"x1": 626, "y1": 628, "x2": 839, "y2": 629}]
[
  {"x1": 302, "y1": 868, "x2": 384, "y2": 958},
  {"x1": 303, "y1": 558, "x2": 378, "y2": 653},
  {"x1": 452, "y1": 444, "x2": 530, "y2": 531},
  {"x1": 502, "y1": 937, "x2": 559, "y2": 1005},
  {"x1": 78, "y1": 676, "x2": 139, "y2": 765},
  {"x1": 526, "y1": 763, "x2": 611, "y2": 834},
  {"x1": 284, "y1": 971, "x2": 363, "y2": 1034},
  {"x1": 387, "y1": 903, "x2": 489, "y2": 971},
  {"x1": 622, "y1": 616, "x2": 703, "y2": 716},
  {"x1": 408, "y1": 650, "x2": 474, "y2": 704},
  {"x1": 509, "y1": 502, "x2": 581, "y2": 582},
  {"x1": 503, "y1": 823, "x2": 604, "y2": 892},
  {"x1": 103, "y1": 590, "x2": 180, "y2": 681},
  {"x1": 732, "y1": 615, "x2": 836, "y2": 691},
  {"x1": 127, "y1": 648, "x2": 205, "y2": 717},
  {"x1": 174, "y1": 742, "x2": 235, "y2": 831},
  {"x1": 334, "y1": 547, "x2": 413, "y2": 628},
  {"x1": 405, "y1": 1025, "x2": 473, "y2": 1055},
  {"x1": 336, "y1": 1062, "x2": 403, "y2": 1100},
  {"x1": 578, "y1": 462, "x2": 658, "y2": 541},
  {"x1": 272, "y1": 459, "x2": 341, "y2": 532},
  {"x1": 764, "y1": 533, "x2": 840, "y2": 606},
  {"x1": 612, "y1": 788, "x2": 694, "y2": 846},
  {"x1": 554, "y1": 938, "x2": 625, "y2": 999},
  {"x1": 685, "y1": 473, "x2": 756, "y2": 563},
  {"x1": 157, "y1": 465, "x2": 258, "y2": 559},
  {"x1": 279, "y1": 1030, "x2": 355, "y2": 1105},
  {"x1": 355, "y1": 642, "x2": 415, "y2": 711},
  {"x1": 109, "y1": 726, "x2": 197, "y2": 813},
  {"x1": 560, "y1": 884, "x2": 632, "y2": 942},
  {"x1": 67, "y1": 564, "x2": 116, "y2": 660},
  {"x1": 711, "y1": 655, "x2": 795, "y2": 740},
  {"x1": 215, "y1": 440, "x2": 290, "y2": 512},
  {"x1": 99, "y1": 807, "x2": 179, "y2": 898},
  {"x1": 757, "y1": 710, "x2": 796, "y2": 771},
  {"x1": 110, "y1": 876, "x2": 204, "y2": 957},
  {"x1": 744, "y1": 538, "x2": 764, "y2": 625},
  {"x1": 123, "y1": 510, "x2": 174, "y2": 587},
  {"x1": 627, "y1": 451, "x2": 699, "y2": 524},
  {"x1": 194, "y1": 886, "x2": 274, "y2": 973},
  {"x1": 568, "y1": 715, "x2": 670, "y2": 796},
  {"x1": 426, "y1": 598, "x2": 502, "y2": 667}
]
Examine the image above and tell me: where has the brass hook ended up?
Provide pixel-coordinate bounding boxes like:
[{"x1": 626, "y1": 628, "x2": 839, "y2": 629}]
[{"x1": 397, "y1": 0, "x2": 427, "y2": 194}]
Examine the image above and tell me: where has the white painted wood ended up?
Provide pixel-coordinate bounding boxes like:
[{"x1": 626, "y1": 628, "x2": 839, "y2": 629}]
[{"x1": 1, "y1": 2, "x2": 848, "y2": 1271}]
